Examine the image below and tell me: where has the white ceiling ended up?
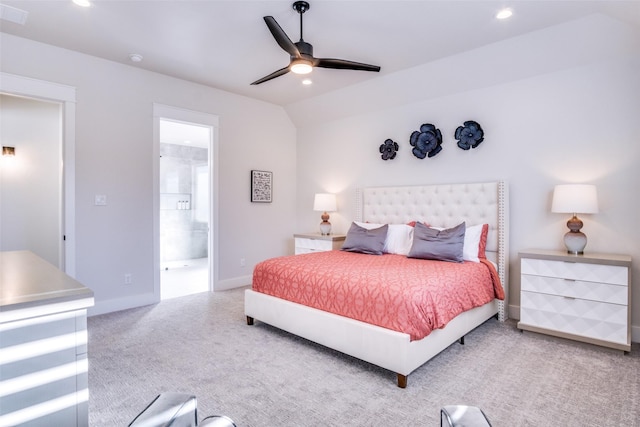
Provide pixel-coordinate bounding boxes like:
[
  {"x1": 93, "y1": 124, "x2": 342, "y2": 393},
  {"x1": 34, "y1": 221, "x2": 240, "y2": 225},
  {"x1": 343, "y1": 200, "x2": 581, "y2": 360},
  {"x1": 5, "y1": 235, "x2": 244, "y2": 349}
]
[{"x1": 1, "y1": 1, "x2": 639, "y2": 107}]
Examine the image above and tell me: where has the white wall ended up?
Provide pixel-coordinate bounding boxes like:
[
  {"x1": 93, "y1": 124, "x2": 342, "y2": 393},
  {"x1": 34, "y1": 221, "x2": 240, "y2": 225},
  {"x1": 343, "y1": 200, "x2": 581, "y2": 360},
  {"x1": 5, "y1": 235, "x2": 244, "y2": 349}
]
[
  {"x1": 0, "y1": 34, "x2": 297, "y2": 315},
  {"x1": 294, "y1": 16, "x2": 640, "y2": 337},
  {"x1": 0, "y1": 94, "x2": 61, "y2": 266}
]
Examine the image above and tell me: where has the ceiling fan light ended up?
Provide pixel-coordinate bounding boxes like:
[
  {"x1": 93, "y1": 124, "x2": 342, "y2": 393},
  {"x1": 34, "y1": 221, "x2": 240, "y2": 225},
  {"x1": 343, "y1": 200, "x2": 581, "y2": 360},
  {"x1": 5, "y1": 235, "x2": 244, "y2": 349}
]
[{"x1": 290, "y1": 60, "x2": 313, "y2": 75}]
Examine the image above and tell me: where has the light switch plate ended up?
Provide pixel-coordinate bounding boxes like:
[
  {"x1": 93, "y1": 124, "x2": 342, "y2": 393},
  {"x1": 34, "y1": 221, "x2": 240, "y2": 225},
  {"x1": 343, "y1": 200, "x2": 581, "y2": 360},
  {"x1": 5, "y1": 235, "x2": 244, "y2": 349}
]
[{"x1": 95, "y1": 194, "x2": 107, "y2": 206}]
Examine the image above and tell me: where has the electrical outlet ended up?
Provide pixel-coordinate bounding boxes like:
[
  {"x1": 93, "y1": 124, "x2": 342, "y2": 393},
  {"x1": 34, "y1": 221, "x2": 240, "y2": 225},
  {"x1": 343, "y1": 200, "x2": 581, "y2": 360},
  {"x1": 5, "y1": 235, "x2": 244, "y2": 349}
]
[
  {"x1": 124, "y1": 274, "x2": 132, "y2": 285},
  {"x1": 240, "y1": 258, "x2": 246, "y2": 267}
]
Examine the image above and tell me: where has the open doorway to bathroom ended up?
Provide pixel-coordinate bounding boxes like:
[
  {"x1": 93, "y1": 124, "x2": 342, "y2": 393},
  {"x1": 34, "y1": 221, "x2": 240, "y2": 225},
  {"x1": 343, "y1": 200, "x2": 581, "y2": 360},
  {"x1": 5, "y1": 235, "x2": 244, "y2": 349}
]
[{"x1": 159, "y1": 119, "x2": 211, "y2": 300}]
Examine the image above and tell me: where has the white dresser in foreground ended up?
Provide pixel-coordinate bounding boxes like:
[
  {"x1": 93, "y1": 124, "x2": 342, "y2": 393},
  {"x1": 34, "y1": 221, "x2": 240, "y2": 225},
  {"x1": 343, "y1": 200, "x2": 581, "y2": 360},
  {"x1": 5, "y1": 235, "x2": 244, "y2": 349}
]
[
  {"x1": 294, "y1": 233, "x2": 346, "y2": 255},
  {"x1": 518, "y1": 249, "x2": 631, "y2": 352},
  {"x1": 0, "y1": 251, "x2": 94, "y2": 426}
]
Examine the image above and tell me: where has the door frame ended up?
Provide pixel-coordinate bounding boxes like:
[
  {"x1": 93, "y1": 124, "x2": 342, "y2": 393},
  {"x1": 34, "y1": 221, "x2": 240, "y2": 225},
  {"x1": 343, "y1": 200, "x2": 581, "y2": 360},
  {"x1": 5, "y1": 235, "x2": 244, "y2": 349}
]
[
  {"x1": 0, "y1": 72, "x2": 76, "y2": 274},
  {"x1": 152, "y1": 104, "x2": 219, "y2": 300}
]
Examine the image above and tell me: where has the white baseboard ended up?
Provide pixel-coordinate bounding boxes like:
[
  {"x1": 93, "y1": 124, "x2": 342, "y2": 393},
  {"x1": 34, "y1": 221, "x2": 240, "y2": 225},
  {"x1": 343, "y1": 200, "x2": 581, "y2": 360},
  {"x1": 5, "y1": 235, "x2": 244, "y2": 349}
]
[
  {"x1": 632, "y1": 325, "x2": 640, "y2": 344},
  {"x1": 215, "y1": 275, "x2": 251, "y2": 291},
  {"x1": 87, "y1": 276, "x2": 251, "y2": 317},
  {"x1": 508, "y1": 304, "x2": 520, "y2": 321},
  {"x1": 88, "y1": 293, "x2": 158, "y2": 317}
]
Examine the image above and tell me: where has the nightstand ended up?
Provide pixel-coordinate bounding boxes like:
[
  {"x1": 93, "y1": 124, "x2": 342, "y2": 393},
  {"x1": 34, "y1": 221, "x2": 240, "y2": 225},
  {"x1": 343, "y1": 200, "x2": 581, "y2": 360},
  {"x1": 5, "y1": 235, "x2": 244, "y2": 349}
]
[
  {"x1": 518, "y1": 249, "x2": 631, "y2": 352},
  {"x1": 294, "y1": 233, "x2": 346, "y2": 255}
]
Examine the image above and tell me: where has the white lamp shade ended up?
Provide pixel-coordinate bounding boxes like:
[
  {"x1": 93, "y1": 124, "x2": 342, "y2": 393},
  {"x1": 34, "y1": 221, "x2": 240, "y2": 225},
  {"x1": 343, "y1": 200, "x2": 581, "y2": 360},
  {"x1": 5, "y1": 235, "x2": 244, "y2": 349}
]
[
  {"x1": 551, "y1": 184, "x2": 599, "y2": 214},
  {"x1": 313, "y1": 193, "x2": 337, "y2": 212}
]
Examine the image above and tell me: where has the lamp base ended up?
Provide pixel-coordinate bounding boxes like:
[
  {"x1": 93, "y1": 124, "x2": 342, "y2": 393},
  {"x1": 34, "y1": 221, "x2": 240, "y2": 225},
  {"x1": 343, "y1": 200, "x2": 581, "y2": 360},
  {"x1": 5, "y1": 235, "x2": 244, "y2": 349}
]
[
  {"x1": 319, "y1": 221, "x2": 332, "y2": 236},
  {"x1": 564, "y1": 230, "x2": 587, "y2": 255}
]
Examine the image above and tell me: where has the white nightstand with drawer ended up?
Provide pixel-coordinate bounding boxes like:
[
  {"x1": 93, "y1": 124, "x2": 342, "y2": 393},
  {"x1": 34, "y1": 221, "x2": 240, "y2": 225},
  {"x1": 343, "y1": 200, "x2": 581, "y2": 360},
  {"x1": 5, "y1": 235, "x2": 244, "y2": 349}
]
[
  {"x1": 518, "y1": 249, "x2": 631, "y2": 352},
  {"x1": 294, "y1": 233, "x2": 346, "y2": 255}
]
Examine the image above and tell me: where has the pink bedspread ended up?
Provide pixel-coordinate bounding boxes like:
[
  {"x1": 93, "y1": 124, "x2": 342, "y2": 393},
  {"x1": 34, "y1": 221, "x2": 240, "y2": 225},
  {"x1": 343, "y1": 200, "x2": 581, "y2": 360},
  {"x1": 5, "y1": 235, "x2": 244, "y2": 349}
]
[{"x1": 252, "y1": 251, "x2": 504, "y2": 341}]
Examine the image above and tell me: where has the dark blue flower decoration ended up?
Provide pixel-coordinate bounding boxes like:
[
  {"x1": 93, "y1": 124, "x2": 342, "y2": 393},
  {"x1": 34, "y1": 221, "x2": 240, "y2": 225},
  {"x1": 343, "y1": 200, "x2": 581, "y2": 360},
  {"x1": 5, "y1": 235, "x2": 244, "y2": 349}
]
[
  {"x1": 409, "y1": 123, "x2": 443, "y2": 159},
  {"x1": 379, "y1": 138, "x2": 399, "y2": 160},
  {"x1": 455, "y1": 121, "x2": 484, "y2": 150}
]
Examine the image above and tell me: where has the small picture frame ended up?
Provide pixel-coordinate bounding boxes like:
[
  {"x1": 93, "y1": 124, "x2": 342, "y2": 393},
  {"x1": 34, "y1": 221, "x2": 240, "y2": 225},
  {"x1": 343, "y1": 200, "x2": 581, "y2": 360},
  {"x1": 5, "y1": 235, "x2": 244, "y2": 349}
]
[{"x1": 250, "y1": 170, "x2": 273, "y2": 203}]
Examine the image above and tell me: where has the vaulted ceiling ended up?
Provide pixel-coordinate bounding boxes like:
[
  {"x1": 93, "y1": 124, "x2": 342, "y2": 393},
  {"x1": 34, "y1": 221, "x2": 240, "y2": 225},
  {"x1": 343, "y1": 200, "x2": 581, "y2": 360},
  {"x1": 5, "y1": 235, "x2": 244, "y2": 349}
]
[{"x1": 1, "y1": 1, "x2": 639, "y2": 107}]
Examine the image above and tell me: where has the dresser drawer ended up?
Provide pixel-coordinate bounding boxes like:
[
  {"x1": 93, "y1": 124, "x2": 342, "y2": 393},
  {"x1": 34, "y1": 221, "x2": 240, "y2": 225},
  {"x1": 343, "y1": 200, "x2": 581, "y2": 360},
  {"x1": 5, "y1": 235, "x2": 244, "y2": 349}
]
[
  {"x1": 521, "y1": 258, "x2": 628, "y2": 285},
  {"x1": 295, "y1": 247, "x2": 327, "y2": 255},
  {"x1": 521, "y1": 274, "x2": 627, "y2": 305},
  {"x1": 520, "y1": 291, "x2": 628, "y2": 344},
  {"x1": 295, "y1": 237, "x2": 334, "y2": 252}
]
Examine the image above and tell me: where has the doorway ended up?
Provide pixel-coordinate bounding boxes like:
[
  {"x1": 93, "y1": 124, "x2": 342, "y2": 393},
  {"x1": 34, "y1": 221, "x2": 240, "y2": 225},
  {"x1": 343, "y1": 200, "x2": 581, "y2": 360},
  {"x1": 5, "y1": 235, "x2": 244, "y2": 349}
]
[
  {"x1": 153, "y1": 104, "x2": 219, "y2": 301},
  {"x1": 159, "y1": 120, "x2": 210, "y2": 299},
  {"x1": 0, "y1": 73, "x2": 76, "y2": 274},
  {"x1": 0, "y1": 94, "x2": 61, "y2": 266}
]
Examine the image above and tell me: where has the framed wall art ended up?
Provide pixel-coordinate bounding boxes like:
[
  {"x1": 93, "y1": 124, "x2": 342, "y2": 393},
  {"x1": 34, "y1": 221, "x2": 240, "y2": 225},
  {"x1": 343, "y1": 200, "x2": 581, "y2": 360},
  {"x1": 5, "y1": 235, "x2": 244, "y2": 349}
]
[{"x1": 250, "y1": 170, "x2": 273, "y2": 203}]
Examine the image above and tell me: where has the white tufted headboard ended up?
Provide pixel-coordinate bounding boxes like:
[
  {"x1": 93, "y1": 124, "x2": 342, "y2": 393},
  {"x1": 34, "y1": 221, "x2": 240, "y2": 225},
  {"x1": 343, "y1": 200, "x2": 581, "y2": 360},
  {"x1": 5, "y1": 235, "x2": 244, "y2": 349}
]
[{"x1": 354, "y1": 181, "x2": 509, "y2": 321}]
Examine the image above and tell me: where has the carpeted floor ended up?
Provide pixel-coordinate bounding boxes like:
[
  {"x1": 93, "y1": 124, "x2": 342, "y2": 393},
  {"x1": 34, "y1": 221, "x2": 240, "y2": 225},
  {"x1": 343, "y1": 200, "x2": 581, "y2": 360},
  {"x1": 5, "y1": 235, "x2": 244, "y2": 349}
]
[{"x1": 88, "y1": 287, "x2": 640, "y2": 426}]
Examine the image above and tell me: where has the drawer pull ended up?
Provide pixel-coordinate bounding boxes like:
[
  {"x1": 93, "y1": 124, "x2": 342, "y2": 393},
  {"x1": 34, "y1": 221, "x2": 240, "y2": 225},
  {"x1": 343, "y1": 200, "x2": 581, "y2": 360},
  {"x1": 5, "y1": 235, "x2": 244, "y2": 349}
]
[
  {"x1": 563, "y1": 296, "x2": 576, "y2": 300},
  {"x1": 563, "y1": 279, "x2": 576, "y2": 283}
]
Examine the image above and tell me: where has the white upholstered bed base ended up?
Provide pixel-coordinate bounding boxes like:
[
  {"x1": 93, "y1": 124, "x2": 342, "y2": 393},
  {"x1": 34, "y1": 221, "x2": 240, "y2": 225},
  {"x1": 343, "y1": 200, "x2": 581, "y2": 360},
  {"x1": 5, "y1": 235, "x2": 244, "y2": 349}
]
[{"x1": 245, "y1": 181, "x2": 509, "y2": 388}]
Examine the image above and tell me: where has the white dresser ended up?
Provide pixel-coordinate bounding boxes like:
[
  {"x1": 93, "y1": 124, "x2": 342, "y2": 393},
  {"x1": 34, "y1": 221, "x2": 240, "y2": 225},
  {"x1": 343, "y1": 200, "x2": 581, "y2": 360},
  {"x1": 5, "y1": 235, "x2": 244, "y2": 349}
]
[
  {"x1": 518, "y1": 249, "x2": 631, "y2": 352},
  {"x1": 294, "y1": 233, "x2": 345, "y2": 255},
  {"x1": 0, "y1": 251, "x2": 94, "y2": 426}
]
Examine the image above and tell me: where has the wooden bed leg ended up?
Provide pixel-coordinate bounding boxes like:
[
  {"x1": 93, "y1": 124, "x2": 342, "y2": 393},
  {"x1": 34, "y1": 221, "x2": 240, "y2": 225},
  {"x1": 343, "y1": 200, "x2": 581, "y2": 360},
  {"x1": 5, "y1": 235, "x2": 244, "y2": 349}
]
[
  {"x1": 459, "y1": 336, "x2": 465, "y2": 345},
  {"x1": 397, "y1": 374, "x2": 407, "y2": 389},
  {"x1": 246, "y1": 316, "x2": 254, "y2": 325}
]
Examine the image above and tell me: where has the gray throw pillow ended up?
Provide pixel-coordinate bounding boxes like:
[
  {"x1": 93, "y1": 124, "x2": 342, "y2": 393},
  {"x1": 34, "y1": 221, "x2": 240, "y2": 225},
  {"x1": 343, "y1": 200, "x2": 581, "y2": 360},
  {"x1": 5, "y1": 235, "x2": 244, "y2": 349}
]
[
  {"x1": 341, "y1": 222, "x2": 388, "y2": 255},
  {"x1": 407, "y1": 222, "x2": 466, "y2": 263}
]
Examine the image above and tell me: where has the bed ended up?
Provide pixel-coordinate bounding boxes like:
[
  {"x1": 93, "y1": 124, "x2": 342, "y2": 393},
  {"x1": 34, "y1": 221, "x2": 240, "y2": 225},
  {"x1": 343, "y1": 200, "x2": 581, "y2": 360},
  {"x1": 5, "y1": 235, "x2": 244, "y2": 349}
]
[{"x1": 245, "y1": 181, "x2": 509, "y2": 388}]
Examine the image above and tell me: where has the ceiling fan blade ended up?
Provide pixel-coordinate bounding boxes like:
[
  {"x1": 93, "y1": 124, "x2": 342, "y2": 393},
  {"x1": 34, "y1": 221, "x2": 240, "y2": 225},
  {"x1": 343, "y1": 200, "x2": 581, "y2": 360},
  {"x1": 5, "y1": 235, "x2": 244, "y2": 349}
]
[
  {"x1": 315, "y1": 58, "x2": 381, "y2": 72},
  {"x1": 263, "y1": 16, "x2": 300, "y2": 58},
  {"x1": 251, "y1": 66, "x2": 291, "y2": 85}
]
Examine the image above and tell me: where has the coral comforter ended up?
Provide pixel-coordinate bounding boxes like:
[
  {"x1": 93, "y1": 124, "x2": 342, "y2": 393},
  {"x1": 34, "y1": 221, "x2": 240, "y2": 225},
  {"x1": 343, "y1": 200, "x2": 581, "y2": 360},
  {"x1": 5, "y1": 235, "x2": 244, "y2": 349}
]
[{"x1": 252, "y1": 250, "x2": 504, "y2": 341}]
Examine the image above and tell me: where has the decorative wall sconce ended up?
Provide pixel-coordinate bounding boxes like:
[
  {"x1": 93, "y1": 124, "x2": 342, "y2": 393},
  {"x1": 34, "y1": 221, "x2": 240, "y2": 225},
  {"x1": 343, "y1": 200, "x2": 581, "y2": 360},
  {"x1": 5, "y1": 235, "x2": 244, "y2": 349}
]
[{"x1": 2, "y1": 146, "x2": 15, "y2": 157}]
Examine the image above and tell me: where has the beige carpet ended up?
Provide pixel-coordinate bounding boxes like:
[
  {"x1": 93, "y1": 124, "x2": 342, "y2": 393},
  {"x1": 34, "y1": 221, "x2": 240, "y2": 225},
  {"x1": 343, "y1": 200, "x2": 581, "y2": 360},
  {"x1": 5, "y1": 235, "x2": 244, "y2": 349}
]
[{"x1": 88, "y1": 287, "x2": 640, "y2": 426}]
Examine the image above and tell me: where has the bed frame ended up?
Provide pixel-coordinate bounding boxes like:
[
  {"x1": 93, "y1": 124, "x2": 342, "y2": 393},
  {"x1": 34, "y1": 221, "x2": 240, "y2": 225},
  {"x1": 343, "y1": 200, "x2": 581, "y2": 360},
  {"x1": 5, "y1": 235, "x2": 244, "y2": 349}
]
[{"x1": 245, "y1": 181, "x2": 509, "y2": 388}]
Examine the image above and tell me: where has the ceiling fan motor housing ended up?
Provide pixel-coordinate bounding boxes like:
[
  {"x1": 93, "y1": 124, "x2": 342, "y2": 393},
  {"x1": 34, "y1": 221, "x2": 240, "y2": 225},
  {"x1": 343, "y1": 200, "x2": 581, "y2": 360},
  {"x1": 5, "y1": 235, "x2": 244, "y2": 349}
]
[{"x1": 294, "y1": 41, "x2": 313, "y2": 59}]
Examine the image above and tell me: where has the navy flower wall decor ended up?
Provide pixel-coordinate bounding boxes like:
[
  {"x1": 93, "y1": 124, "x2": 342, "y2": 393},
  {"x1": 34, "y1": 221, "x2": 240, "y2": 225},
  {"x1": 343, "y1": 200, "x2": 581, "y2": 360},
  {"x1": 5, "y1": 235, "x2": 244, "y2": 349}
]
[
  {"x1": 455, "y1": 120, "x2": 484, "y2": 150},
  {"x1": 379, "y1": 138, "x2": 399, "y2": 160},
  {"x1": 410, "y1": 123, "x2": 443, "y2": 159}
]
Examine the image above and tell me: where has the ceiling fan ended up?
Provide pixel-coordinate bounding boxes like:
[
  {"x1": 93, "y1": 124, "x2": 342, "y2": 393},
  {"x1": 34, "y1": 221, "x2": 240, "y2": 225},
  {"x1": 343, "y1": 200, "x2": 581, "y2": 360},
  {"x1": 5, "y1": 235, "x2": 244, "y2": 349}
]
[{"x1": 251, "y1": 1, "x2": 381, "y2": 85}]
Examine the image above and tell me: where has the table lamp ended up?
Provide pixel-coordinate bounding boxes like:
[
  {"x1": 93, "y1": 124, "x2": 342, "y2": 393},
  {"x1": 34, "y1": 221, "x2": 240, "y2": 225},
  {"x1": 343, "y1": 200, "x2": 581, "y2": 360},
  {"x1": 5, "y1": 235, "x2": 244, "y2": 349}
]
[
  {"x1": 551, "y1": 184, "x2": 599, "y2": 254},
  {"x1": 313, "y1": 193, "x2": 337, "y2": 235}
]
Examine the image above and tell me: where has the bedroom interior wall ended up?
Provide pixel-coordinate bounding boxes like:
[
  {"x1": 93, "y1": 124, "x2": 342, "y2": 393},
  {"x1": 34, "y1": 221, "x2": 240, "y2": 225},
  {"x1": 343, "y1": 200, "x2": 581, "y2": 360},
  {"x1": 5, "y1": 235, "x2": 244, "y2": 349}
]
[
  {"x1": 0, "y1": 33, "x2": 297, "y2": 315},
  {"x1": 295, "y1": 19, "x2": 640, "y2": 341}
]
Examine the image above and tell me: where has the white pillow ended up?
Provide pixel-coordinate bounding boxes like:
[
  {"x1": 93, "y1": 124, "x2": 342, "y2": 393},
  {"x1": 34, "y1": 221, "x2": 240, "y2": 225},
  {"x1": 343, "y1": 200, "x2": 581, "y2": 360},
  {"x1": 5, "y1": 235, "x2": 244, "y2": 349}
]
[
  {"x1": 355, "y1": 222, "x2": 414, "y2": 256},
  {"x1": 463, "y1": 224, "x2": 484, "y2": 263},
  {"x1": 383, "y1": 224, "x2": 414, "y2": 255},
  {"x1": 354, "y1": 221, "x2": 383, "y2": 230},
  {"x1": 429, "y1": 223, "x2": 485, "y2": 262}
]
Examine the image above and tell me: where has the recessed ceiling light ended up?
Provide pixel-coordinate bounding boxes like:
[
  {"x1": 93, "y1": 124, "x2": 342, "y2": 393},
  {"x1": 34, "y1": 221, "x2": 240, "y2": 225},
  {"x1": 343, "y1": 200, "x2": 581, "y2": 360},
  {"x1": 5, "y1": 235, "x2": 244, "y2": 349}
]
[
  {"x1": 496, "y1": 8, "x2": 513, "y2": 20},
  {"x1": 302, "y1": 79, "x2": 312, "y2": 85},
  {"x1": 129, "y1": 53, "x2": 143, "y2": 63},
  {"x1": 72, "y1": 0, "x2": 91, "y2": 7}
]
